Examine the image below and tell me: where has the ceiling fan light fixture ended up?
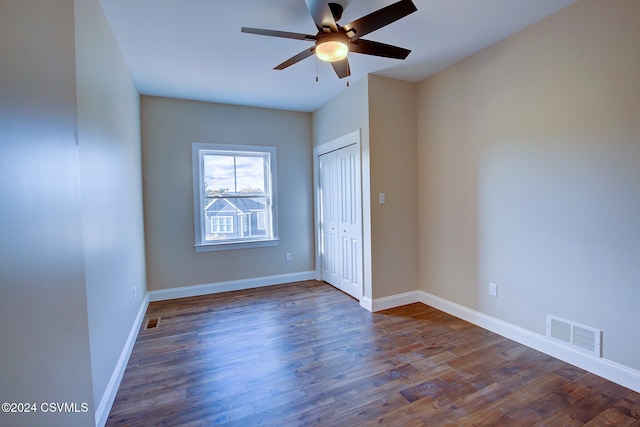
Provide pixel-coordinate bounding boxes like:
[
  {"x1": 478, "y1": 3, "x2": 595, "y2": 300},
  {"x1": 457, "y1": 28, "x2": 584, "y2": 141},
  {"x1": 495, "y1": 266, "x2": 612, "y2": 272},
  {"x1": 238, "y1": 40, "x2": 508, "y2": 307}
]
[
  {"x1": 315, "y1": 32, "x2": 349, "y2": 62},
  {"x1": 316, "y1": 41, "x2": 348, "y2": 62}
]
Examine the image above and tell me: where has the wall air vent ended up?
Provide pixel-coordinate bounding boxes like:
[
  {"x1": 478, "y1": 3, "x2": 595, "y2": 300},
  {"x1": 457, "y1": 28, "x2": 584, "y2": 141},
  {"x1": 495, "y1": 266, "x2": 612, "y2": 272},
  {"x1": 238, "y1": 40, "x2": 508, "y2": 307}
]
[{"x1": 547, "y1": 315, "x2": 601, "y2": 357}]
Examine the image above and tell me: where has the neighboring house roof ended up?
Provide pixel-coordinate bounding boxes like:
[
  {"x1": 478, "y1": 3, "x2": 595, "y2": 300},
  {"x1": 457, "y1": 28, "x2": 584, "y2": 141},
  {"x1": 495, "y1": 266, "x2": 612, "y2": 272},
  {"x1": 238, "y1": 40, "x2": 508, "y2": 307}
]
[{"x1": 204, "y1": 197, "x2": 265, "y2": 214}]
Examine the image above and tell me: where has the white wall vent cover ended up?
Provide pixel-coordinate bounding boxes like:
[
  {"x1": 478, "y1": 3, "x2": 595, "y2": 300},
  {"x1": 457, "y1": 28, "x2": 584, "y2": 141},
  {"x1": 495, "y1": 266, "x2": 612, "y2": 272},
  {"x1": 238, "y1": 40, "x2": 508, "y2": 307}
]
[{"x1": 547, "y1": 315, "x2": 602, "y2": 357}]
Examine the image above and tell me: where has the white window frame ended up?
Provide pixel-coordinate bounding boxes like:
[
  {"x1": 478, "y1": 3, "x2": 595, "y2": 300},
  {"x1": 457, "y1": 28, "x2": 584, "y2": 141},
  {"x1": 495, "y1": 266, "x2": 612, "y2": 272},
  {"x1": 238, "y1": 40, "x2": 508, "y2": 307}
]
[{"x1": 192, "y1": 142, "x2": 279, "y2": 252}]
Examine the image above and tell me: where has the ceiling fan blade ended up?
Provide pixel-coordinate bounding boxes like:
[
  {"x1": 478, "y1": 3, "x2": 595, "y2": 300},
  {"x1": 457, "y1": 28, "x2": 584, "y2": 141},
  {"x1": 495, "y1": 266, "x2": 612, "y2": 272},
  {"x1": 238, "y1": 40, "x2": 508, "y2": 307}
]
[
  {"x1": 305, "y1": 0, "x2": 338, "y2": 33},
  {"x1": 349, "y1": 39, "x2": 411, "y2": 60},
  {"x1": 274, "y1": 47, "x2": 316, "y2": 70},
  {"x1": 331, "y1": 57, "x2": 350, "y2": 79},
  {"x1": 241, "y1": 27, "x2": 316, "y2": 41},
  {"x1": 342, "y1": 0, "x2": 417, "y2": 41}
]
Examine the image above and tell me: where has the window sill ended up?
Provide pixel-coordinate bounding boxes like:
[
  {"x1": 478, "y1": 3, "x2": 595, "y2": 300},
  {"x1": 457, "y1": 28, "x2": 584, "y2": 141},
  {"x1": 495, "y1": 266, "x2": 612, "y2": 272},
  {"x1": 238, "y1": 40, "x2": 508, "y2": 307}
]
[{"x1": 195, "y1": 238, "x2": 279, "y2": 252}]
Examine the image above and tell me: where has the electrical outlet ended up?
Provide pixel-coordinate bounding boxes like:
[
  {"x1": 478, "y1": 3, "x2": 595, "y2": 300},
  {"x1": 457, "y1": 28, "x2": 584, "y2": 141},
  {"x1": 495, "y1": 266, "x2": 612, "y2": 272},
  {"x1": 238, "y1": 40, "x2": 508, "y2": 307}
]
[
  {"x1": 133, "y1": 286, "x2": 137, "y2": 301},
  {"x1": 489, "y1": 282, "x2": 498, "y2": 297},
  {"x1": 286, "y1": 253, "x2": 292, "y2": 262}
]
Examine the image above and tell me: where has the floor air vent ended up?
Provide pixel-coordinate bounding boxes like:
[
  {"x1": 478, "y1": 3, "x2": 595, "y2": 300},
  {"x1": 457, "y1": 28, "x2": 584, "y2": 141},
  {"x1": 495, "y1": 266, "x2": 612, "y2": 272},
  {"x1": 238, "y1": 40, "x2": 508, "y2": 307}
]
[
  {"x1": 145, "y1": 317, "x2": 160, "y2": 330},
  {"x1": 547, "y1": 315, "x2": 601, "y2": 357}
]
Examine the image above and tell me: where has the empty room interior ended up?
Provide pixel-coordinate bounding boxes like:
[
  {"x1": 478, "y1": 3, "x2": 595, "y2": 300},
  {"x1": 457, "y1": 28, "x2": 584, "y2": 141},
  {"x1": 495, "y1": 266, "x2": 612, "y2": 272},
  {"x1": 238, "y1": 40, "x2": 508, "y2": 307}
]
[{"x1": 1, "y1": 0, "x2": 639, "y2": 426}]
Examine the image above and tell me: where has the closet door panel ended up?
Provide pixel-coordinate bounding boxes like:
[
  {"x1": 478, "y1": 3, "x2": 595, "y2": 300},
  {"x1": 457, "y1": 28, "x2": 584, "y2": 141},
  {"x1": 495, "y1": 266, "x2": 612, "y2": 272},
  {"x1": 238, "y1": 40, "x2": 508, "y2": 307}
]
[
  {"x1": 319, "y1": 151, "x2": 339, "y2": 287},
  {"x1": 337, "y1": 144, "x2": 362, "y2": 299}
]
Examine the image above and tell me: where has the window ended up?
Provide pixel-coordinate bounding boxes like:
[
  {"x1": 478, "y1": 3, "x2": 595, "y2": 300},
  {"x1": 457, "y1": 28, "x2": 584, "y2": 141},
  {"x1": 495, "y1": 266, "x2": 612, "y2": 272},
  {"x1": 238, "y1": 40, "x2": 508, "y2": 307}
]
[
  {"x1": 209, "y1": 216, "x2": 233, "y2": 234},
  {"x1": 256, "y1": 211, "x2": 266, "y2": 230},
  {"x1": 193, "y1": 143, "x2": 278, "y2": 251}
]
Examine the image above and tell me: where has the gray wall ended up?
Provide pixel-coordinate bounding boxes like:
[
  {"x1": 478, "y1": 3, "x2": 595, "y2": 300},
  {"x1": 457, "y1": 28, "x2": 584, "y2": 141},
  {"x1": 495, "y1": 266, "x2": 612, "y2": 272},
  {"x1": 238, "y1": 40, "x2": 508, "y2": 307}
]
[
  {"x1": 75, "y1": 0, "x2": 147, "y2": 415},
  {"x1": 416, "y1": 0, "x2": 640, "y2": 370},
  {"x1": 141, "y1": 96, "x2": 313, "y2": 291},
  {"x1": 0, "y1": 0, "x2": 147, "y2": 425},
  {"x1": 0, "y1": 0, "x2": 95, "y2": 425}
]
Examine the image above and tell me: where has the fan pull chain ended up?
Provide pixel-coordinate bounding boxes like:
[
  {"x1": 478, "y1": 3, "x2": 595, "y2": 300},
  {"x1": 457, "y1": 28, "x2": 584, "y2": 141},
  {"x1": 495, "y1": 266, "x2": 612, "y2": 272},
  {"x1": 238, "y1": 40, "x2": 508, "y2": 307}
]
[
  {"x1": 315, "y1": 57, "x2": 319, "y2": 82},
  {"x1": 346, "y1": 61, "x2": 351, "y2": 87}
]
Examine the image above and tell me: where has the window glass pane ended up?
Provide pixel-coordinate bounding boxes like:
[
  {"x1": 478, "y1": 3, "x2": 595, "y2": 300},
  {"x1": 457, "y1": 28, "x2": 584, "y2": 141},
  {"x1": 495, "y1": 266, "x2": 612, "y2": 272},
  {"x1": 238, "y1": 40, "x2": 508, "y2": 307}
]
[
  {"x1": 204, "y1": 198, "x2": 236, "y2": 241},
  {"x1": 236, "y1": 156, "x2": 266, "y2": 195},
  {"x1": 202, "y1": 196, "x2": 270, "y2": 242},
  {"x1": 203, "y1": 154, "x2": 235, "y2": 196},
  {"x1": 242, "y1": 197, "x2": 269, "y2": 238},
  {"x1": 257, "y1": 211, "x2": 266, "y2": 230}
]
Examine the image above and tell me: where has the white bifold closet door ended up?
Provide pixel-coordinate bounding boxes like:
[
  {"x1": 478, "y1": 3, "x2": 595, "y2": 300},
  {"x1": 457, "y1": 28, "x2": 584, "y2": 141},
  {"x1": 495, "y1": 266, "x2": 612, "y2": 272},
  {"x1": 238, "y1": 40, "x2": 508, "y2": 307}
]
[{"x1": 318, "y1": 143, "x2": 362, "y2": 300}]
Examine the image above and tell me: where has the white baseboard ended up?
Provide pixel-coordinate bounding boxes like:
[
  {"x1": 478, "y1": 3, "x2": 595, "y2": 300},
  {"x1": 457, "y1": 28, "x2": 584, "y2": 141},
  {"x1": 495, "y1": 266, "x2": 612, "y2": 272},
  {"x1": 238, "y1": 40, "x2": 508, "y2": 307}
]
[
  {"x1": 95, "y1": 293, "x2": 150, "y2": 427},
  {"x1": 365, "y1": 291, "x2": 421, "y2": 312},
  {"x1": 366, "y1": 290, "x2": 640, "y2": 393},
  {"x1": 360, "y1": 296, "x2": 373, "y2": 311},
  {"x1": 148, "y1": 271, "x2": 316, "y2": 302}
]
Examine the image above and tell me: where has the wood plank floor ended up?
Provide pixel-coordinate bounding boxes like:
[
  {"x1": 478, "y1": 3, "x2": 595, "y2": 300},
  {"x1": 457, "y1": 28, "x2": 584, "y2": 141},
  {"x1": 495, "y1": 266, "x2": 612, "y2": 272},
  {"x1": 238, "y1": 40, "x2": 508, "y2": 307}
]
[{"x1": 107, "y1": 280, "x2": 640, "y2": 426}]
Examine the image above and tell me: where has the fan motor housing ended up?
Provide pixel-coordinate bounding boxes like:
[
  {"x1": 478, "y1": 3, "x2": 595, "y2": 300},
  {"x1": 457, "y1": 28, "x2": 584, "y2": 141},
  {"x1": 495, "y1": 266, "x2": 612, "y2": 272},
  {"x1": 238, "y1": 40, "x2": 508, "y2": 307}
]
[
  {"x1": 315, "y1": 32, "x2": 348, "y2": 47},
  {"x1": 328, "y1": 3, "x2": 344, "y2": 22}
]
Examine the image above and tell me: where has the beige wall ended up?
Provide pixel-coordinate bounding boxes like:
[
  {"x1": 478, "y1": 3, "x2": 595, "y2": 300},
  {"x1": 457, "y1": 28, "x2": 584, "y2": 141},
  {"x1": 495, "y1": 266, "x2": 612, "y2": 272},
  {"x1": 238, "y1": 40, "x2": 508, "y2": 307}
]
[
  {"x1": 368, "y1": 75, "x2": 418, "y2": 299},
  {"x1": 416, "y1": 0, "x2": 640, "y2": 370},
  {"x1": 75, "y1": 0, "x2": 147, "y2": 415},
  {"x1": 312, "y1": 75, "x2": 419, "y2": 300},
  {"x1": 0, "y1": 0, "x2": 95, "y2": 425},
  {"x1": 312, "y1": 77, "x2": 373, "y2": 299},
  {"x1": 141, "y1": 97, "x2": 313, "y2": 291}
]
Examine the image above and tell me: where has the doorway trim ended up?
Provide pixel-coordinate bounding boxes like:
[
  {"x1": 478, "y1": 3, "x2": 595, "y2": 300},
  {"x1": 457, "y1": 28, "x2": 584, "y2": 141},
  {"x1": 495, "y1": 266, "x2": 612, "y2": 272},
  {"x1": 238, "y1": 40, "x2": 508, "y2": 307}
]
[{"x1": 313, "y1": 129, "x2": 363, "y2": 299}]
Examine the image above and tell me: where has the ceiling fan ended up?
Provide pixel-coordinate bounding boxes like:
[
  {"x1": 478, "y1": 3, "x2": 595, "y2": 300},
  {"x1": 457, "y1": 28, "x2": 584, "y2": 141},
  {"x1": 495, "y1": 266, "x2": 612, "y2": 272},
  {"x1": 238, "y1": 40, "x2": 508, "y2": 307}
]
[{"x1": 241, "y1": 0, "x2": 418, "y2": 79}]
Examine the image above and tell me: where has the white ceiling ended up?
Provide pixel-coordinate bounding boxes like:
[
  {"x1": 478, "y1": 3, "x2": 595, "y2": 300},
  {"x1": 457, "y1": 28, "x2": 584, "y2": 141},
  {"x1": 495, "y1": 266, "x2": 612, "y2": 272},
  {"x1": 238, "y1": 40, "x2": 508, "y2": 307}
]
[{"x1": 99, "y1": 0, "x2": 577, "y2": 112}]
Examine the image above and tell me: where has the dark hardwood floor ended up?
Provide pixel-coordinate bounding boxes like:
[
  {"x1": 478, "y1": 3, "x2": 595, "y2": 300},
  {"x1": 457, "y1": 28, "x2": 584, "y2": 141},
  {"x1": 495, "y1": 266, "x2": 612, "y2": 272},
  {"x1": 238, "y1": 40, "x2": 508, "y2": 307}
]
[{"x1": 107, "y1": 280, "x2": 640, "y2": 426}]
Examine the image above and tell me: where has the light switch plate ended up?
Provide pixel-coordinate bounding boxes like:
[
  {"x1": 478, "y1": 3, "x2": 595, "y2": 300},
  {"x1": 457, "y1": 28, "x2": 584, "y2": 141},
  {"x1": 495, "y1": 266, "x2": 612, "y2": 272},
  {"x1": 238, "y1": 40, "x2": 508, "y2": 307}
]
[{"x1": 489, "y1": 282, "x2": 498, "y2": 297}]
